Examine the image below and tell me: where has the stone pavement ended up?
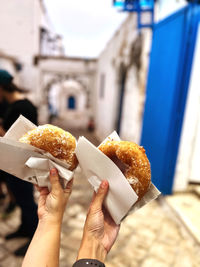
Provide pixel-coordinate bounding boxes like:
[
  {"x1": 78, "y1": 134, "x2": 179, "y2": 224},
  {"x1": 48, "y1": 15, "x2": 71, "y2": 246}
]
[
  {"x1": 166, "y1": 185, "x2": 200, "y2": 244},
  {"x1": 0, "y1": 130, "x2": 200, "y2": 267}
]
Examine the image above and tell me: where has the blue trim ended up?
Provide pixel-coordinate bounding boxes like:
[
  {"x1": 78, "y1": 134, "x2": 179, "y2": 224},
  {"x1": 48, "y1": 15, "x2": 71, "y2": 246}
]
[{"x1": 113, "y1": 0, "x2": 155, "y2": 28}]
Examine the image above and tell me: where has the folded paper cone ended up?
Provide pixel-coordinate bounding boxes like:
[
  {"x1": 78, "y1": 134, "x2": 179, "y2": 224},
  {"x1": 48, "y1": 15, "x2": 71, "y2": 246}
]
[
  {"x1": 99, "y1": 139, "x2": 151, "y2": 200},
  {"x1": 76, "y1": 136, "x2": 138, "y2": 225},
  {"x1": 0, "y1": 115, "x2": 75, "y2": 188},
  {"x1": 75, "y1": 132, "x2": 160, "y2": 224},
  {"x1": 19, "y1": 124, "x2": 78, "y2": 171}
]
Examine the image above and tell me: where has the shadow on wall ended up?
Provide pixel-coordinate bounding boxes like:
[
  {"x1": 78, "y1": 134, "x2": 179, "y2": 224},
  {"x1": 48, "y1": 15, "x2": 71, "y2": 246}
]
[{"x1": 115, "y1": 34, "x2": 145, "y2": 142}]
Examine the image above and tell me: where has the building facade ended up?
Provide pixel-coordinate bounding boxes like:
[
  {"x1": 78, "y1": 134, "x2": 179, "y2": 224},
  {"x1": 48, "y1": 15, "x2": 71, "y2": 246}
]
[
  {"x1": 95, "y1": 13, "x2": 152, "y2": 143},
  {"x1": 0, "y1": 0, "x2": 64, "y2": 91},
  {"x1": 95, "y1": 0, "x2": 200, "y2": 192}
]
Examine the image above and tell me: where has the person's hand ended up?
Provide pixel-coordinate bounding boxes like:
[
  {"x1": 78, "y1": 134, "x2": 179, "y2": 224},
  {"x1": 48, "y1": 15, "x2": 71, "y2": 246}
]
[
  {"x1": 23, "y1": 168, "x2": 73, "y2": 267},
  {"x1": 77, "y1": 180, "x2": 120, "y2": 262},
  {"x1": 36, "y1": 168, "x2": 73, "y2": 224}
]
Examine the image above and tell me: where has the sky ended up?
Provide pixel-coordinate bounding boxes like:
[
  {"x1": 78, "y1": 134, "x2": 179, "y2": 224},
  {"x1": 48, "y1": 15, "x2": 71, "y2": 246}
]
[{"x1": 43, "y1": 0, "x2": 127, "y2": 58}]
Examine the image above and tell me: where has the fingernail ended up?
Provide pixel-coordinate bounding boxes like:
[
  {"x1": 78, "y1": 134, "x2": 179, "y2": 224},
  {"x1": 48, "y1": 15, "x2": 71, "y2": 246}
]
[
  {"x1": 50, "y1": 168, "x2": 57, "y2": 176},
  {"x1": 101, "y1": 180, "x2": 108, "y2": 189}
]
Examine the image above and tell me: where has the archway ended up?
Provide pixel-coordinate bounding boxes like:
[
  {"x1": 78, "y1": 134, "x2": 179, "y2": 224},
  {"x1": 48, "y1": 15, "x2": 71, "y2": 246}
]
[{"x1": 47, "y1": 78, "x2": 89, "y2": 129}]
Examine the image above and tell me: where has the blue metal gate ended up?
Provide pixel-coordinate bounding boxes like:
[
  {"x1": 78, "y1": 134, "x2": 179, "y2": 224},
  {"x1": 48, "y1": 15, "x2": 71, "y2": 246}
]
[{"x1": 140, "y1": 4, "x2": 200, "y2": 194}]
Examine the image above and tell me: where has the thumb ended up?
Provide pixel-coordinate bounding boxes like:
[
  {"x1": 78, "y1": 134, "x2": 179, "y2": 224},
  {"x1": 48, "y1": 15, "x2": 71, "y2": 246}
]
[
  {"x1": 91, "y1": 180, "x2": 109, "y2": 211},
  {"x1": 49, "y1": 168, "x2": 62, "y2": 195}
]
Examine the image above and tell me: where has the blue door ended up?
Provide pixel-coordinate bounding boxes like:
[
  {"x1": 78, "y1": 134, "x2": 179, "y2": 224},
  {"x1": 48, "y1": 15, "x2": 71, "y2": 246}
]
[
  {"x1": 68, "y1": 96, "x2": 76, "y2": 109},
  {"x1": 140, "y1": 4, "x2": 200, "y2": 194}
]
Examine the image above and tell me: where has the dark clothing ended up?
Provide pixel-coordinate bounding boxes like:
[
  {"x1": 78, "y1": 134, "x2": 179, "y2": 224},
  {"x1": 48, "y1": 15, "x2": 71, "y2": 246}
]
[
  {"x1": 1, "y1": 98, "x2": 38, "y2": 236},
  {"x1": 0, "y1": 100, "x2": 9, "y2": 119},
  {"x1": 1, "y1": 170, "x2": 38, "y2": 236},
  {"x1": 3, "y1": 99, "x2": 37, "y2": 130}
]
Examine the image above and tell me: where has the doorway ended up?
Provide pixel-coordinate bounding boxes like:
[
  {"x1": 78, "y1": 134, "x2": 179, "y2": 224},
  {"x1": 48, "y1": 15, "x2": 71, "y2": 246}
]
[{"x1": 116, "y1": 64, "x2": 127, "y2": 135}]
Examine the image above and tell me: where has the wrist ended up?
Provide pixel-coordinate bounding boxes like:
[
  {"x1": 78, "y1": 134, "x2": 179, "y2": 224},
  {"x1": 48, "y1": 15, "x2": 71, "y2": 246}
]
[
  {"x1": 77, "y1": 235, "x2": 107, "y2": 263},
  {"x1": 38, "y1": 216, "x2": 63, "y2": 229}
]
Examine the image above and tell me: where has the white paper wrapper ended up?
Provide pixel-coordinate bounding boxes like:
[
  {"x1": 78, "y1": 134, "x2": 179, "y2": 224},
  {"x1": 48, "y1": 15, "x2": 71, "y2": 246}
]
[
  {"x1": 76, "y1": 131, "x2": 160, "y2": 225},
  {"x1": 0, "y1": 115, "x2": 73, "y2": 189},
  {"x1": 76, "y1": 136, "x2": 138, "y2": 225}
]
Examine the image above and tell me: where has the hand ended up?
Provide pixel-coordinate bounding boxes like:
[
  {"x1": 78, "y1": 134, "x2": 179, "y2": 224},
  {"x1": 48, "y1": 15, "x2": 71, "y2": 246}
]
[
  {"x1": 23, "y1": 168, "x2": 73, "y2": 267},
  {"x1": 36, "y1": 168, "x2": 73, "y2": 224},
  {"x1": 77, "y1": 180, "x2": 120, "y2": 262}
]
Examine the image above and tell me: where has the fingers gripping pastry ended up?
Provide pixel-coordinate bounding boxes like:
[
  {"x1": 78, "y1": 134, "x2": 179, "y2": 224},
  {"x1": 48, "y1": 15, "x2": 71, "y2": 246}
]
[
  {"x1": 99, "y1": 141, "x2": 151, "y2": 200},
  {"x1": 19, "y1": 125, "x2": 78, "y2": 170}
]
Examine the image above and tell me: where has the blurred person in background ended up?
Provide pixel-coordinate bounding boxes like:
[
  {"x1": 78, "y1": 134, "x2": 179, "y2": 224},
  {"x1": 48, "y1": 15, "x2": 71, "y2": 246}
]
[
  {"x1": 0, "y1": 96, "x2": 17, "y2": 215},
  {"x1": 0, "y1": 98, "x2": 9, "y2": 201},
  {"x1": 0, "y1": 69, "x2": 38, "y2": 256}
]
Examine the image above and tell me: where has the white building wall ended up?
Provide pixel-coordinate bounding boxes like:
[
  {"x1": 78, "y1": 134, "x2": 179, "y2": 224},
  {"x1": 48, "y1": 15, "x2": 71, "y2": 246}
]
[
  {"x1": 120, "y1": 29, "x2": 152, "y2": 143},
  {"x1": 174, "y1": 23, "x2": 200, "y2": 190},
  {"x1": 0, "y1": 0, "x2": 40, "y2": 90},
  {"x1": 0, "y1": 0, "x2": 61, "y2": 93},
  {"x1": 95, "y1": 14, "x2": 151, "y2": 142},
  {"x1": 120, "y1": 65, "x2": 142, "y2": 142}
]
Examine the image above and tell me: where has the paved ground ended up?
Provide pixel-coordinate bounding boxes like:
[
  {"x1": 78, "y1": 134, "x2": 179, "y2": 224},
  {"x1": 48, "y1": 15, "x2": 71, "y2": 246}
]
[
  {"x1": 166, "y1": 185, "x2": 200, "y2": 244},
  {"x1": 0, "y1": 129, "x2": 200, "y2": 267}
]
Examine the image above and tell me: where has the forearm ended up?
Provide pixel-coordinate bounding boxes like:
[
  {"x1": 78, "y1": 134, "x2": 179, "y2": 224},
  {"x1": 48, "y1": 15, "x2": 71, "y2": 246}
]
[
  {"x1": 77, "y1": 235, "x2": 107, "y2": 263},
  {"x1": 22, "y1": 219, "x2": 62, "y2": 267}
]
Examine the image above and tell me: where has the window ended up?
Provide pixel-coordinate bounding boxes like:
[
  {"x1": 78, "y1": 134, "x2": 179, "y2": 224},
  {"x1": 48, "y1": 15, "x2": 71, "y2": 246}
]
[
  {"x1": 40, "y1": 27, "x2": 48, "y2": 55},
  {"x1": 67, "y1": 96, "x2": 76, "y2": 109}
]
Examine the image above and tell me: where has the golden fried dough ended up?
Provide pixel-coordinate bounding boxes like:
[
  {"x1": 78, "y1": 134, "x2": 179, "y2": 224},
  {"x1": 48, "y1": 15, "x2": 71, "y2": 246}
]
[
  {"x1": 99, "y1": 140, "x2": 151, "y2": 199},
  {"x1": 19, "y1": 124, "x2": 78, "y2": 170}
]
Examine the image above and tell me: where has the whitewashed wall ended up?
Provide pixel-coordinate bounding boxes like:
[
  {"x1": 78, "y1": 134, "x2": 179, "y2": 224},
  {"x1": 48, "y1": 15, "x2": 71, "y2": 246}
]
[
  {"x1": 0, "y1": 0, "x2": 40, "y2": 90},
  {"x1": 95, "y1": 14, "x2": 152, "y2": 142},
  {"x1": 0, "y1": 0, "x2": 61, "y2": 92},
  {"x1": 120, "y1": 29, "x2": 152, "y2": 142},
  {"x1": 174, "y1": 23, "x2": 200, "y2": 190}
]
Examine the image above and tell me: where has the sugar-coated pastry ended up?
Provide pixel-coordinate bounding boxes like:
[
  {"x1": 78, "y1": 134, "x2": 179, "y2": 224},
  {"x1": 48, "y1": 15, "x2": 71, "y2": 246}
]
[
  {"x1": 19, "y1": 124, "x2": 78, "y2": 170},
  {"x1": 99, "y1": 140, "x2": 151, "y2": 200}
]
